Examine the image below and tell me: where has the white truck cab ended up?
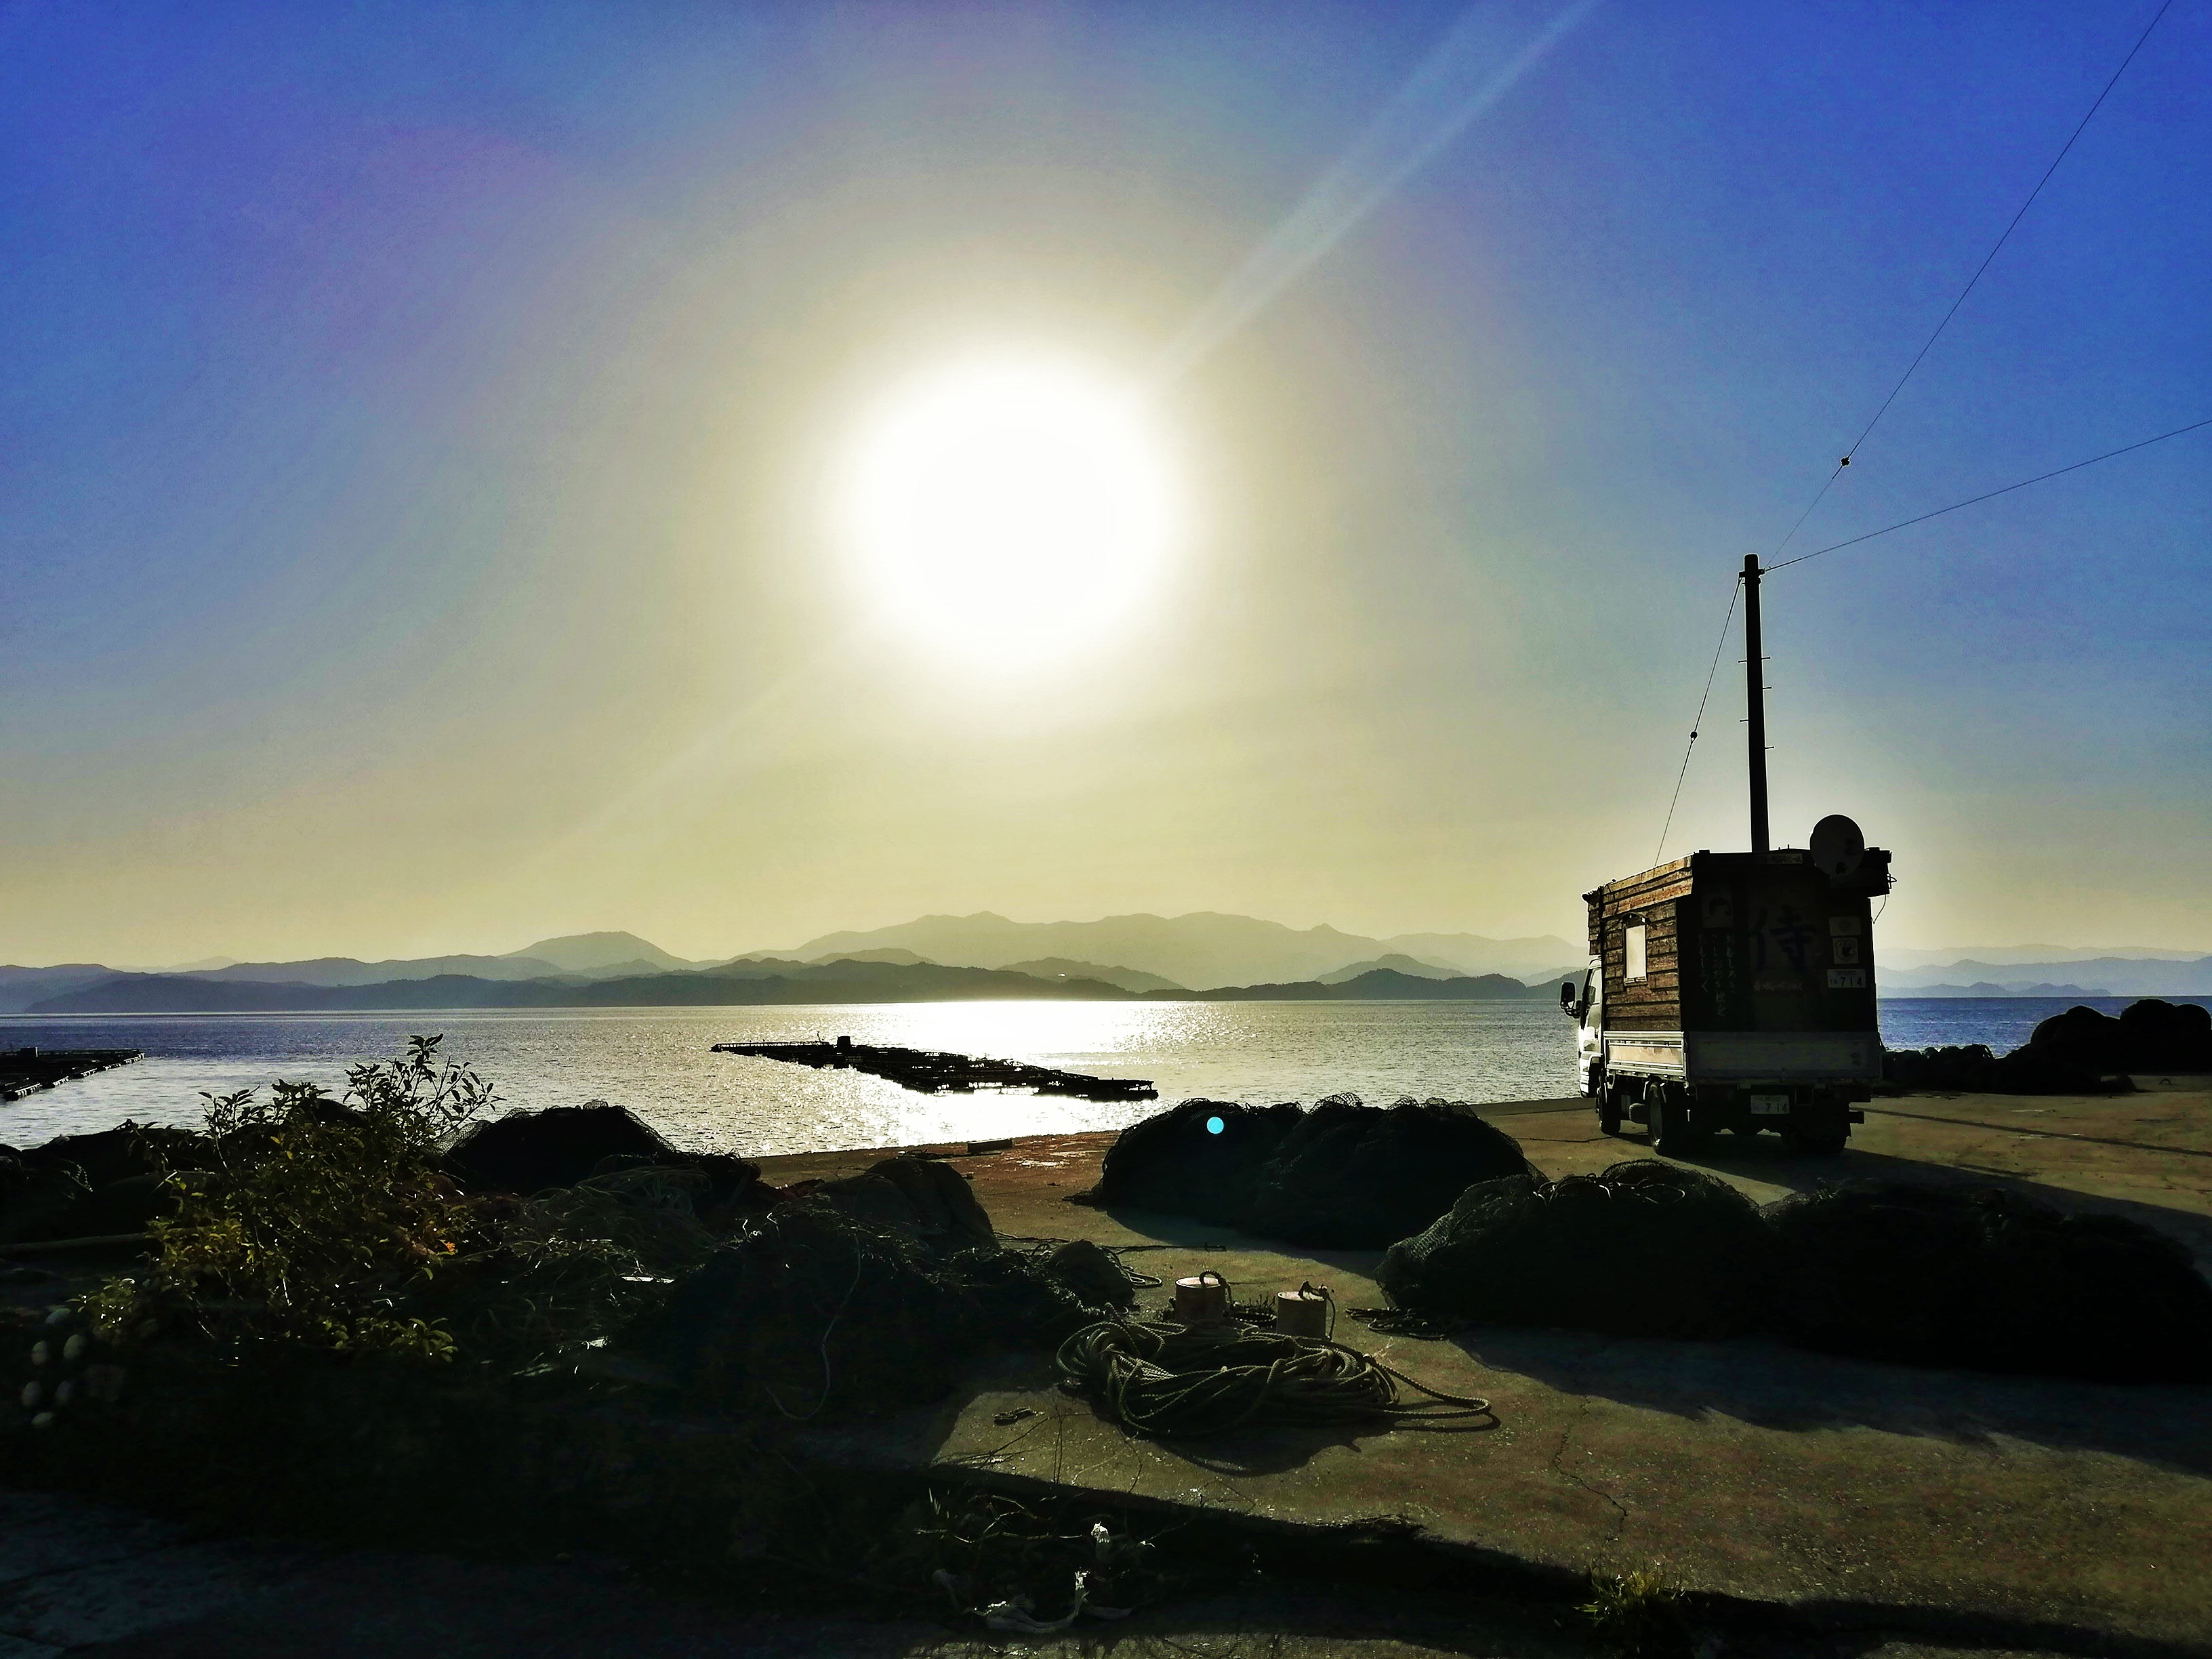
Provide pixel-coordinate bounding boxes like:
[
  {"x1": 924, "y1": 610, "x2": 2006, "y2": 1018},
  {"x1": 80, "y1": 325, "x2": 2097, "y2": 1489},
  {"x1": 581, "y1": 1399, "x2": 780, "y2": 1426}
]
[{"x1": 1564, "y1": 958, "x2": 1603, "y2": 1095}]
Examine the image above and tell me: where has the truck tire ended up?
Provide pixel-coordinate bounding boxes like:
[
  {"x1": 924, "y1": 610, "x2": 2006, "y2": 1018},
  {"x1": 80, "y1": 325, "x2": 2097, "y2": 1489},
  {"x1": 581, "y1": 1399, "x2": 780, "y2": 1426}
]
[
  {"x1": 1597, "y1": 1079, "x2": 1622, "y2": 1136},
  {"x1": 1649, "y1": 1088, "x2": 1700, "y2": 1155}
]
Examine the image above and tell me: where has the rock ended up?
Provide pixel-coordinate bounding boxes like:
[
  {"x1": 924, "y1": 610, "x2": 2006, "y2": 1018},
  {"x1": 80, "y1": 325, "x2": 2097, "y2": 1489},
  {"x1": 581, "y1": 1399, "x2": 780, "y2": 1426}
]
[{"x1": 443, "y1": 1101, "x2": 676, "y2": 1195}]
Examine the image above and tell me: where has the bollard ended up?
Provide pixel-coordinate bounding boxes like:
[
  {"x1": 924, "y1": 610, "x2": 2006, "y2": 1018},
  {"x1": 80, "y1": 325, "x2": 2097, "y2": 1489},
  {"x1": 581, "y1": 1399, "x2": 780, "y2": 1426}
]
[
  {"x1": 1173, "y1": 1271, "x2": 1231, "y2": 1325},
  {"x1": 1273, "y1": 1284, "x2": 1332, "y2": 1339}
]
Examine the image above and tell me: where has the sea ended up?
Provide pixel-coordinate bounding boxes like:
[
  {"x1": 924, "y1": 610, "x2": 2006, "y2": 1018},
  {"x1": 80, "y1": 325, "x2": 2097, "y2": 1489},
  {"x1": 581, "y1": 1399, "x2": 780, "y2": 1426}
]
[{"x1": 1, "y1": 997, "x2": 2199, "y2": 1157}]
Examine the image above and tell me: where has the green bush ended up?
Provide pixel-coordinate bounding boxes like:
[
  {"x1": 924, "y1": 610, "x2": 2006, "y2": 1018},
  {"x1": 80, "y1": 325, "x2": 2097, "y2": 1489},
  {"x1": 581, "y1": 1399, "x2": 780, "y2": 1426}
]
[{"x1": 98, "y1": 1035, "x2": 493, "y2": 1357}]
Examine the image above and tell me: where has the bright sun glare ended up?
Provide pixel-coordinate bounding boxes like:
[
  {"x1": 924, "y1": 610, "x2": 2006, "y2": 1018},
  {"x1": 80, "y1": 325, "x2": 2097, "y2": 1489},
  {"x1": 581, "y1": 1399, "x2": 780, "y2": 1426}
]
[{"x1": 839, "y1": 357, "x2": 1180, "y2": 657}]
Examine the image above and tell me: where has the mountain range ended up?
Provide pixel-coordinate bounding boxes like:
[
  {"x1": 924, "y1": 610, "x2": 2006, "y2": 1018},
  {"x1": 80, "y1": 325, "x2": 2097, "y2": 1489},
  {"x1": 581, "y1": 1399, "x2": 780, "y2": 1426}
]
[
  {"x1": 1876, "y1": 956, "x2": 2212, "y2": 996},
  {"x1": 7, "y1": 914, "x2": 2211, "y2": 1015},
  {"x1": 771, "y1": 912, "x2": 1580, "y2": 989}
]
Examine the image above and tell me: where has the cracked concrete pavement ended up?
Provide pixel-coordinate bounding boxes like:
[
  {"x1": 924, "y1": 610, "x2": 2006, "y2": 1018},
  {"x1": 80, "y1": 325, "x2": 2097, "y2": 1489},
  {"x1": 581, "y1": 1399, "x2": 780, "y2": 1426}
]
[{"x1": 775, "y1": 1089, "x2": 2212, "y2": 1650}]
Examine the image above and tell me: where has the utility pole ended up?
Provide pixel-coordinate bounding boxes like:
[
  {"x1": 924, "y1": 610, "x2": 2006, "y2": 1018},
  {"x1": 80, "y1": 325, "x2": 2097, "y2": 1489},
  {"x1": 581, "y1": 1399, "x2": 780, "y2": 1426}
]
[{"x1": 1742, "y1": 553, "x2": 1769, "y2": 853}]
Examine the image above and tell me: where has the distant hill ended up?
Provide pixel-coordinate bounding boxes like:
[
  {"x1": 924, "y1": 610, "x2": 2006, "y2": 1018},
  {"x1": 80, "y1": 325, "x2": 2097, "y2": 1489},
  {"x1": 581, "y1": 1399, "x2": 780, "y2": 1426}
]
[
  {"x1": 1316, "y1": 954, "x2": 1456, "y2": 985},
  {"x1": 777, "y1": 912, "x2": 1576, "y2": 991},
  {"x1": 1900, "y1": 982, "x2": 2110, "y2": 999},
  {"x1": 27, "y1": 960, "x2": 1137, "y2": 1015},
  {"x1": 1166, "y1": 968, "x2": 1544, "y2": 1002},
  {"x1": 1880, "y1": 956, "x2": 2212, "y2": 996},
  {"x1": 180, "y1": 953, "x2": 577, "y2": 987},
  {"x1": 508, "y1": 932, "x2": 698, "y2": 973},
  {"x1": 91, "y1": 933, "x2": 707, "y2": 991},
  {"x1": 1877, "y1": 943, "x2": 2210, "y2": 969},
  {"x1": 0, "y1": 964, "x2": 119, "y2": 1015},
  {"x1": 1372, "y1": 931, "x2": 1586, "y2": 980},
  {"x1": 999, "y1": 958, "x2": 1187, "y2": 994}
]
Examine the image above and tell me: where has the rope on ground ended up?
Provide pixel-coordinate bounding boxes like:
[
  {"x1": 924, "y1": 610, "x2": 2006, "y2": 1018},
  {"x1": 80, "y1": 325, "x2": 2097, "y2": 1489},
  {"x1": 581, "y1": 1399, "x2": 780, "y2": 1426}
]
[
  {"x1": 1053, "y1": 1317, "x2": 1494, "y2": 1439},
  {"x1": 1345, "y1": 1305, "x2": 1467, "y2": 1339},
  {"x1": 997, "y1": 1235, "x2": 1166, "y2": 1290}
]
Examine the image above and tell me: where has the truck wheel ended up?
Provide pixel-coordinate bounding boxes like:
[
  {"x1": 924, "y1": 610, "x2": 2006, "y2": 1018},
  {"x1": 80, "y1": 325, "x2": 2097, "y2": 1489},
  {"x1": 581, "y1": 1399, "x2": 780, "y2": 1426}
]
[
  {"x1": 1649, "y1": 1090, "x2": 1696, "y2": 1155},
  {"x1": 1597, "y1": 1081, "x2": 1622, "y2": 1136}
]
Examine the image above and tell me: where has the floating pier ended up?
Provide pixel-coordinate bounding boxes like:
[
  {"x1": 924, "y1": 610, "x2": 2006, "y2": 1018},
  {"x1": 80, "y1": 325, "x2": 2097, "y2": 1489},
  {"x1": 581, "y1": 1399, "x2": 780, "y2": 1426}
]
[
  {"x1": 0, "y1": 1046, "x2": 142, "y2": 1103},
  {"x1": 712, "y1": 1038, "x2": 1156, "y2": 1102}
]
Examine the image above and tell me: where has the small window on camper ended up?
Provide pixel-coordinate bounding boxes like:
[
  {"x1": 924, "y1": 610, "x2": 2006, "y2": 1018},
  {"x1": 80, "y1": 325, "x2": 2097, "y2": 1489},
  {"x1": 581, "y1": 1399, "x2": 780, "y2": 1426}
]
[{"x1": 1624, "y1": 922, "x2": 1647, "y2": 982}]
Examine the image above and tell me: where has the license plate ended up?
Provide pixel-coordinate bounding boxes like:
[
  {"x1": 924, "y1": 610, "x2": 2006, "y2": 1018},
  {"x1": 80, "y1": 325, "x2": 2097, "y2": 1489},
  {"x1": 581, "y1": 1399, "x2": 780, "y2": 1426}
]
[{"x1": 1750, "y1": 1094, "x2": 1791, "y2": 1116}]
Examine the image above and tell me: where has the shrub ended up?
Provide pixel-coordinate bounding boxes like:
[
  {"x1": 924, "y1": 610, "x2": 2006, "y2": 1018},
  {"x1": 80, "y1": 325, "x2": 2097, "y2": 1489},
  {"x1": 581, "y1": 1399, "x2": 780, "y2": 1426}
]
[{"x1": 107, "y1": 1034, "x2": 493, "y2": 1357}]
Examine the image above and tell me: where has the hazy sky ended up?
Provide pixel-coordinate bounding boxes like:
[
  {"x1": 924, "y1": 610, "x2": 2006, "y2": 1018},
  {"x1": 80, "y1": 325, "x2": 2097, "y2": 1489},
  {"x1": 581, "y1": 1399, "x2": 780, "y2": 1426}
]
[{"x1": 5, "y1": 1, "x2": 2208, "y2": 966}]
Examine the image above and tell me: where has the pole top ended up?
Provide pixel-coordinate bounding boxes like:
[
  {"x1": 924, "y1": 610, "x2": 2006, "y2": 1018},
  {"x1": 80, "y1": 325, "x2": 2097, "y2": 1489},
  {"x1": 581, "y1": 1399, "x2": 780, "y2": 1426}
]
[{"x1": 1742, "y1": 553, "x2": 1761, "y2": 576}]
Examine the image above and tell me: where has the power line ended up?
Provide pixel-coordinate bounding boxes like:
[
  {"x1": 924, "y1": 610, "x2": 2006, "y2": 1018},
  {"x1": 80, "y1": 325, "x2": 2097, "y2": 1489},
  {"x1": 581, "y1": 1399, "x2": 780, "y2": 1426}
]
[
  {"x1": 1765, "y1": 0, "x2": 2176, "y2": 561},
  {"x1": 1654, "y1": 575, "x2": 1743, "y2": 865},
  {"x1": 1768, "y1": 413, "x2": 2212, "y2": 573}
]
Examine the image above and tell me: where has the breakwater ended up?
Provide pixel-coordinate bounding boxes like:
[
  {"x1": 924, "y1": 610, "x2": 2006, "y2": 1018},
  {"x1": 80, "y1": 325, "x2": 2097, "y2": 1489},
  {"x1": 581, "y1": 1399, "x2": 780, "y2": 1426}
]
[
  {"x1": 0, "y1": 1048, "x2": 140, "y2": 1105},
  {"x1": 714, "y1": 1038, "x2": 1157, "y2": 1102}
]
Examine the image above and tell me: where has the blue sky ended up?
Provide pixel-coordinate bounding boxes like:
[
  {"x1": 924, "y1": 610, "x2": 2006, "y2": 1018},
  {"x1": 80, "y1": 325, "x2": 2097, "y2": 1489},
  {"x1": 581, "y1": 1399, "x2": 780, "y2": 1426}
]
[{"x1": 3, "y1": 1, "x2": 2207, "y2": 963}]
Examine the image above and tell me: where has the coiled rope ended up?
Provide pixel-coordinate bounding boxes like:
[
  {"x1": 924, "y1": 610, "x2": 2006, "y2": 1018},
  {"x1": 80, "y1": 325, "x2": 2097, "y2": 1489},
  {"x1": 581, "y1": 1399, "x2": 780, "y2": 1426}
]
[{"x1": 1054, "y1": 1318, "x2": 1494, "y2": 1439}]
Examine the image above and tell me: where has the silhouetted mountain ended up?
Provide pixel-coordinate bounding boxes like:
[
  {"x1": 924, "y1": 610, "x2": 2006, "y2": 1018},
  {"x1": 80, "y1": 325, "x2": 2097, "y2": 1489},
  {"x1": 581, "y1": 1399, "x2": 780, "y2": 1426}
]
[
  {"x1": 0, "y1": 964, "x2": 118, "y2": 1015},
  {"x1": 1163, "y1": 968, "x2": 1545, "y2": 1002},
  {"x1": 809, "y1": 948, "x2": 936, "y2": 967},
  {"x1": 777, "y1": 912, "x2": 1575, "y2": 991},
  {"x1": 998, "y1": 958, "x2": 1187, "y2": 994},
  {"x1": 1315, "y1": 954, "x2": 1456, "y2": 985},
  {"x1": 181, "y1": 954, "x2": 576, "y2": 987},
  {"x1": 509, "y1": 932, "x2": 699, "y2": 973},
  {"x1": 1881, "y1": 956, "x2": 2212, "y2": 995},
  {"x1": 1902, "y1": 982, "x2": 2110, "y2": 999},
  {"x1": 1877, "y1": 943, "x2": 2209, "y2": 969},
  {"x1": 27, "y1": 960, "x2": 1136, "y2": 1014},
  {"x1": 1373, "y1": 931, "x2": 1585, "y2": 979}
]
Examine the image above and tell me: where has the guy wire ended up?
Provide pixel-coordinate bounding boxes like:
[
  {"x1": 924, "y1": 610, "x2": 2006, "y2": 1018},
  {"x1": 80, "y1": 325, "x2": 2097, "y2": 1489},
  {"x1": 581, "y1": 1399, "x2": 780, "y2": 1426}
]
[
  {"x1": 1767, "y1": 413, "x2": 2212, "y2": 573},
  {"x1": 1765, "y1": 0, "x2": 2176, "y2": 564},
  {"x1": 1654, "y1": 574, "x2": 1743, "y2": 865}
]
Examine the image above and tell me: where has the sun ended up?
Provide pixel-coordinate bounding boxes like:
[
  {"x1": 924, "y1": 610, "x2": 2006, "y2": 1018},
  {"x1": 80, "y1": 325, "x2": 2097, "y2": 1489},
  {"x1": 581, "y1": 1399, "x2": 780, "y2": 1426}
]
[{"x1": 837, "y1": 355, "x2": 1181, "y2": 658}]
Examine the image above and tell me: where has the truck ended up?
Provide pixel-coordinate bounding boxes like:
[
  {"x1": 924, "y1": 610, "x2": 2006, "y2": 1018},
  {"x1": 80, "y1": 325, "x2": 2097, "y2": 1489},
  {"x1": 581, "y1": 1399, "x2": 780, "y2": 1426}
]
[
  {"x1": 1561, "y1": 552, "x2": 1893, "y2": 1155},
  {"x1": 1563, "y1": 840, "x2": 1891, "y2": 1154}
]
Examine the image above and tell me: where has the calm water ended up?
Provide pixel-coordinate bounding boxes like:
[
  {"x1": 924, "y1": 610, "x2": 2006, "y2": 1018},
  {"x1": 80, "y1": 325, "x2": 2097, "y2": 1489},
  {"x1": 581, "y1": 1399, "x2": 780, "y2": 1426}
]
[{"x1": 2, "y1": 996, "x2": 2195, "y2": 1155}]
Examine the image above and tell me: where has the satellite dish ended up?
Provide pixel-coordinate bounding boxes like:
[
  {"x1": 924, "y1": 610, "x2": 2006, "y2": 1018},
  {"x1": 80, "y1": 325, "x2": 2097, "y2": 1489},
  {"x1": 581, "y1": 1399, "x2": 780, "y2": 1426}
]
[{"x1": 1810, "y1": 814, "x2": 1866, "y2": 880}]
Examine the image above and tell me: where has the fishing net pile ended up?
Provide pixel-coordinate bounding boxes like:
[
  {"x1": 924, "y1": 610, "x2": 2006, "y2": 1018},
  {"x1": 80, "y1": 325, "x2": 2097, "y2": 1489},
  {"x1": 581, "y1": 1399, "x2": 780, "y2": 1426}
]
[
  {"x1": 1076, "y1": 1094, "x2": 1536, "y2": 1248},
  {"x1": 1374, "y1": 1162, "x2": 1771, "y2": 1339},
  {"x1": 438, "y1": 1122, "x2": 1132, "y2": 1414},
  {"x1": 1367, "y1": 1158, "x2": 2212, "y2": 1380},
  {"x1": 642, "y1": 1177, "x2": 1110, "y2": 1418},
  {"x1": 1885, "y1": 998, "x2": 2211, "y2": 1094},
  {"x1": 1763, "y1": 1181, "x2": 2212, "y2": 1382},
  {"x1": 0, "y1": 1123, "x2": 210, "y2": 1245}
]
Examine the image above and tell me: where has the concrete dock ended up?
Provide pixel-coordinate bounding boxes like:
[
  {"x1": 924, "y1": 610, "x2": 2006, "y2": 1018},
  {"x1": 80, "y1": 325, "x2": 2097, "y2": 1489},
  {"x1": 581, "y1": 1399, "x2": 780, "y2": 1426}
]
[
  {"x1": 2, "y1": 1084, "x2": 2206, "y2": 1655},
  {"x1": 766, "y1": 1084, "x2": 2212, "y2": 1650}
]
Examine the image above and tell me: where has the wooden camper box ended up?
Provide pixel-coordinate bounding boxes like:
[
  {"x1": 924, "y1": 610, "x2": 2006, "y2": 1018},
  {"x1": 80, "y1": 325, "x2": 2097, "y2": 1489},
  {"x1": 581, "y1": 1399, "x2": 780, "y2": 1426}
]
[{"x1": 1584, "y1": 848, "x2": 1889, "y2": 1036}]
